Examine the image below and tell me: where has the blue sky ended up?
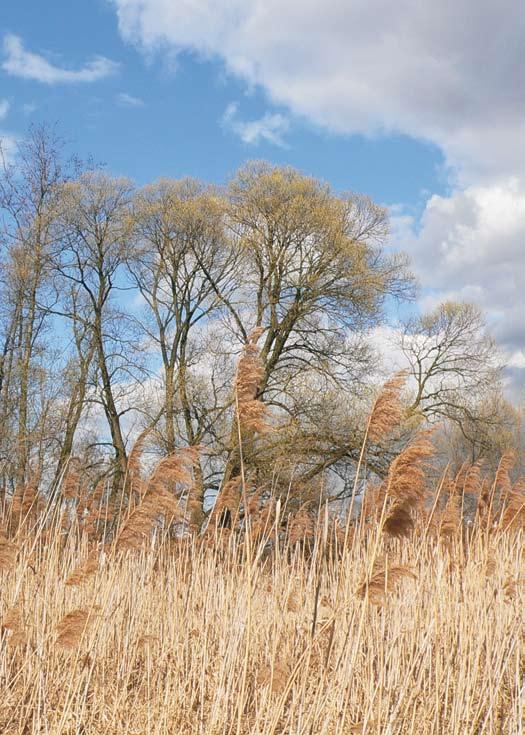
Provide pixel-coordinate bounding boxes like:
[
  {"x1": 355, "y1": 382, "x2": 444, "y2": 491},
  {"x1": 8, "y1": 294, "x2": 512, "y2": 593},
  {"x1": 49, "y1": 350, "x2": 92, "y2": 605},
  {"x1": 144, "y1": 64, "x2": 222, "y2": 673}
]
[
  {"x1": 1, "y1": 0, "x2": 524, "y2": 393},
  {"x1": 0, "y1": 0, "x2": 445, "y2": 206}
]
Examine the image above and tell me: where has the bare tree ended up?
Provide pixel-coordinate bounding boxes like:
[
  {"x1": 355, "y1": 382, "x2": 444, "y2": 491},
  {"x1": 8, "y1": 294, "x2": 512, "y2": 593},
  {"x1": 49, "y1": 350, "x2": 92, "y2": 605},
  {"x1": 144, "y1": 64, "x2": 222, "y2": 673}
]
[
  {"x1": 213, "y1": 162, "x2": 414, "y2": 494},
  {"x1": 400, "y1": 301, "x2": 503, "y2": 432},
  {"x1": 52, "y1": 172, "x2": 141, "y2": 495},
  {"x1": 126, "y1": 179, "x2": 241, "y2": 511},
  {"x1": 0, "y1": 126, "x2": 65, "y2": 488}
]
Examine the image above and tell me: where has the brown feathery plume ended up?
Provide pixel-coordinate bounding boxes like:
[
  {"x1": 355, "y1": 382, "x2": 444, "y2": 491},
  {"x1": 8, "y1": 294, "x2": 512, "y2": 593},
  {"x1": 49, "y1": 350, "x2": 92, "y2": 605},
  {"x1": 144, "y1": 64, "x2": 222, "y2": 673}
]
[
  {"x1": 383, "y1": 501, "x2": 414, "y2": 539},
  {"x1": 368, "y1": 371, "x2": 408, "y2": 443},
  {"x1": 475, "y1": 477, "x2": 492, "y2": 528},
  {"x1": 451, "y1": 462, "x2": 469, "y2": 494},
  {"x1": 126, "y1": 427, "x2": 153, "y2": 500},
  {"x1": 349, "y1": 371, "x2": 408, "y2": 527},
  {"x1": 500, "y1": 479, "x2": 525, "y2": 531},
  {"x1": 11, "y1": 474, "x2": 42, "y2": 526},
  {"x1": 148, "y1": 447, "x2": 198, "y2": 492},
  {"x1": 350, "y1": 721, "x2": 379, "y2": 734},
  {"x1": 477, "y1": 452, "x2": 515, "y2": 530},
  {"x1": 463, "y1": 463, "x2": 483, "y2": 497},
  {"x1": 209, "y1": 477, "x2": 242, "y2": 527},
  {"x1": 483, "y1": 548, "x2": 497, "y2": 577},
  {"x1": 62, "y1": 464, "x2": 82, "y2": 500},
  {"x1": 439, "y1": 491, "x2": 461, "y2": 539},
  {"x1": 0, "y1": 535, "x2": 18, "y2": 572},
  {"x1": 127, "y1": 428, "x2": 151, "y2": 479},
  {"x1": 65, "y1": 550, "x2": 100, "y2": 586},
  {"x1": 245, "y1": 486, "x2": 265, "y2": 516},
  {"x1": 288, "y1": 507, "x2": 315, "y2": 546},
  {"x1": 502, "y1": 576, "x2": 519, "y2": 602},
  {"x1": 494, "y1": 450, "x2": 515, "y2": 497},
  {"x1": 356, "y1": 564, "x2": 417, "y2": 605},
  {"x1": 116, "y1": 449, "x2": 197, "y2": 550},
  {"x1": 250, "y1": 499, "x2": 275, "y2": 543},
  {"x1": 490, "y1": 450, "x2": 515, "y2": 512},
  {"x1": 234, "y1": 329, "x2": 270, "y2": 435},
  {"x1": 256, "y1": 660, "x2": 289, "y2": 694},
  {"x1": 385, "y1": 430, "x2": 435, "y2": 510},
  {"x1": 1, "y1": 606, "x2": 27, "y2": 647},
  {"x1": 55, "y1": 607, "x2": 99, "y2": 650},
  {"x1": 116, "y1": 488, "x2": 182, "y2": 550}
]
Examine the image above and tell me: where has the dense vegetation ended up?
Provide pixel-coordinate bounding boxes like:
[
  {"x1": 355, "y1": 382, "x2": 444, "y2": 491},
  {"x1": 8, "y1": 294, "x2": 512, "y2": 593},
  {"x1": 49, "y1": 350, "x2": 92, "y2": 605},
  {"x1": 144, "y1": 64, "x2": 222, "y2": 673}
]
[{"x1": 0, "y1": 126, "x2": 523, "y2": 734}]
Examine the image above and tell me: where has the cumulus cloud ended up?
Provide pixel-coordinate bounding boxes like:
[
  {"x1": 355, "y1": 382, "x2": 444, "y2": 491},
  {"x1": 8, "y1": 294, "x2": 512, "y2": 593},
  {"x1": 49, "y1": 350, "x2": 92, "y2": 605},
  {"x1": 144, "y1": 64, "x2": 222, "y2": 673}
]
[
  {"x1": 109, "y1": 0, "x2": 525, "y2": 393},
  {"x1": 111, "y1": 0, "x2": 525, "y2": 181},
  {"x1": 391, "y1": 179, "x2": 525, "y2": 393},
  {"x1": 2, "y1": 34, "x2": 118, "y2": 84},
  {"x1": 116, "y1": 92, "x2": 145, "y2": 107},
  {"x1": 221, "y1": 102, "x2": 289, "y2": 146}
]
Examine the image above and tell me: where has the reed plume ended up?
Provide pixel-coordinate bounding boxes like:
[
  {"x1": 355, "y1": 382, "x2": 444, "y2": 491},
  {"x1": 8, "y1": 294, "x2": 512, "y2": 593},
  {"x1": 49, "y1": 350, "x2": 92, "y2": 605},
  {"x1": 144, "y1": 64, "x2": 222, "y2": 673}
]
[
  {"x1": 356, "y1": 563, "x2": 417, "y2": 605},
  {"x1": 351, "y1": 371, "x2": 408, "y2": 519},
  {"x1": 65, "y1": 549, "x2": 100, "y2": 586},
  {"x1": 116, "y1": 448, "x2": 197, "y2": 550},
  {"x1": 55, "y1": 608, "x2": 98, "y2": 650},
  {"x1": 0, "y1": 534, "x2": 18, "y2": 572},
  {"x1": 382, "y1": 431, "x2": 435, "y2": 537},
  {"x1": 288, "y1": 506, "x2": 315, "y2": 546},
  {"x1": 367, "y1": 371, "x2": 408, "y2": 443},
  {"x1": 382, "y1": 502, "x2": 414, "y2": 539},
  {"x1": 500, "y1": 479, "x2": 525, "y2": 531},
  {"x1": 234, "y1": 328, "x2": 270, "y2": 435},
  {"x1": 1, "y1": 605, "x2": 27, "y2": 646}
]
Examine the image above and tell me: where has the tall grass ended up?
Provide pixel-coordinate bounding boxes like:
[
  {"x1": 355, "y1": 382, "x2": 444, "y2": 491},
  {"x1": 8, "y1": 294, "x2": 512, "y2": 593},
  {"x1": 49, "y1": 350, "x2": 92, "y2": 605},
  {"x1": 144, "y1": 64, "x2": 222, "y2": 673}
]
[
  {"x1": 0, "y1": 484, "x2": 523, "y2": 734},
  {"x1": 0, "y1": 362, "x2": 523, "y2": 733}
]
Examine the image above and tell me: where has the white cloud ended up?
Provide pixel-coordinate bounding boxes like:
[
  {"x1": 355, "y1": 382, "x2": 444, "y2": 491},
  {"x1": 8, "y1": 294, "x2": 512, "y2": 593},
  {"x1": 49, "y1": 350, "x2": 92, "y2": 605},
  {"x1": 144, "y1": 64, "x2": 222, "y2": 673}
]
[
  {"x1": 109, "y1": 0, "x2": 525, "y2": 393},
  {"x1": 116, "y1": 92, "x2": 145, "y2": 107},
  {"x1": 0, "y1": 99, "x2": 9, "y2": 120},
  {"x1": 222, "y1": 102, "x2": 289, "y2": 146},
  {"x1": 391, "y1": 179, "x2": 525, "y2": 393},
  {"x1": 111, "y1": 0, "x2": 525, "y2": 182},
  {"x1": 2, "y1": 34, "x2": 118, "y2": 84},
  {"x1": 0, "y1": 133, "x2": 18, "y2": 164}
]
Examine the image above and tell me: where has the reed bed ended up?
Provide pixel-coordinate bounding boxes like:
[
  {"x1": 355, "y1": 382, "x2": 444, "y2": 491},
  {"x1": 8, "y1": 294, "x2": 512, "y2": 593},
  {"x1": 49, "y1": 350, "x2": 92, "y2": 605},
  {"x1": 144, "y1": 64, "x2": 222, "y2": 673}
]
[{"x1": 0, "y1": 512, "x2": 523, "y2": 734}]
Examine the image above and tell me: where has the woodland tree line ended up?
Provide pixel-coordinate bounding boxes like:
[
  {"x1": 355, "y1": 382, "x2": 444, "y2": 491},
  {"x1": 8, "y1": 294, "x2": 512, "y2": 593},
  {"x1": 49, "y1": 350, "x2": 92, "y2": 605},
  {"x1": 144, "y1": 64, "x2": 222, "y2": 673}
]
[{"x1": 0, "y1": 127, "x2": 521, "y2": 531}]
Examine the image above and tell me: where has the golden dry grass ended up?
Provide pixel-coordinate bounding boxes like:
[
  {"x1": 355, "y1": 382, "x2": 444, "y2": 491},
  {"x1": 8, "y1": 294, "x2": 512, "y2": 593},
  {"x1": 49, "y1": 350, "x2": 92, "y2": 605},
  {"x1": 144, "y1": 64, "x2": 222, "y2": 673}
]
[{"x1": 0, "y1": 518, "x2": 523, "y2": 734}]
